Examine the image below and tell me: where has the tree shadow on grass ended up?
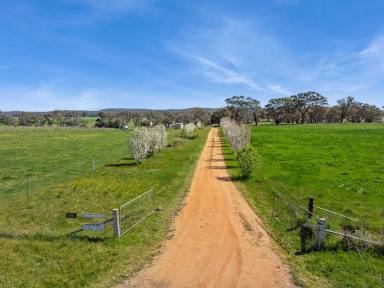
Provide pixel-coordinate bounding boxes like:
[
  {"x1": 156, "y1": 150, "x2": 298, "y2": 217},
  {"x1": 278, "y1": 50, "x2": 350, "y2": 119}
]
[
  {"x1": 209, "y1": 165, "x2": 238, "y2": 170},
  {"x1": 207, "y1": 159, "x2": 224, "y2": 162},
  {"x1": 105, "y1": 162, "x2": 137, "y2": 168},
  {"x1": 216, "y1": 175, "x2": 244, "y2": 182},
  {"x1": 121, "y1": 157, "x2": 134, "y2": 161}
]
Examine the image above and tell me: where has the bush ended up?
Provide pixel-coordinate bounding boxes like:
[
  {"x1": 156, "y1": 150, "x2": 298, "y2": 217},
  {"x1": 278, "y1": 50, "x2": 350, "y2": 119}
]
[
  {"x1": 172, "y1": 137, "x2": 184, "y2": 147},
  {"x1": 183, "y1": 123, "x2": 196, "y2": 138},
  {"x1": 236, "y1": 145, "x2": 257, "y2": 178},
  {"x1": 128, "y1": 125, "x2": 167, "y2": 162},
  {"x1": 0, "y1": 114, "x2": 17, "y2": 126}
]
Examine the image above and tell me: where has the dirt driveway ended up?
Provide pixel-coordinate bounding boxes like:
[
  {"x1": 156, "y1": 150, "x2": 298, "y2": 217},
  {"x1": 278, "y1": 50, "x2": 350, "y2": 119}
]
[{"x1": 121, "y1": 128, "x2": 294, "y2": 288}]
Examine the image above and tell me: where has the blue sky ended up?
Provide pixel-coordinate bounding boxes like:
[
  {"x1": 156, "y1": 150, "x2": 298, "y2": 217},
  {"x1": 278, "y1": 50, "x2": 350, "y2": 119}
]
[{"x1": 1, "y1": 0, "x2": 384, "y2": 111}]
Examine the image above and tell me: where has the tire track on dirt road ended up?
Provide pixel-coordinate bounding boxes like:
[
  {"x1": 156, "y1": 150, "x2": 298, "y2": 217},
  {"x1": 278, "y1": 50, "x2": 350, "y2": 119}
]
[{"x1": 119, "y1": 128, "x2": 294, "y2": 288}]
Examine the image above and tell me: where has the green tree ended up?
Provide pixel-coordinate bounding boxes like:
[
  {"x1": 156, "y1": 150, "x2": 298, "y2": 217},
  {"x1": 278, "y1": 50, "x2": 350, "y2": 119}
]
[
  {"x1": 290, "y1": 91, "x2": 328, "y2": 124},
  {"x1": 245, "y1": 97, "x2": 261, "y2": 125},
  {"x1": 337, "y1": 96, "x2": 355, "y2": 123},
  {"x1": 265, "y1": 98, "x2": 289, "y2": 125},
  {"x1": 210, "y1": 108, "x2": 230, "y2": 124},
  {"x1": 225, "y1": 96, "x2": 249, "y2": 122}
]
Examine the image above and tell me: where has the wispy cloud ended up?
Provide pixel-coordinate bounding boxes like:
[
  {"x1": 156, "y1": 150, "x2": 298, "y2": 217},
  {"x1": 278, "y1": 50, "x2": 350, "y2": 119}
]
[
  {"x1": 266, "y1": 84, "x2": 291, "y2": 95},
  {"x1": 168, "y1": 16, "x2": 297, "y2": 97},
  {"x1": 359, "y1": 36, "x2": 384, "y2": 58},
  {"x1": 183, "y1": 53, "x2": 261, "y2": 89}
]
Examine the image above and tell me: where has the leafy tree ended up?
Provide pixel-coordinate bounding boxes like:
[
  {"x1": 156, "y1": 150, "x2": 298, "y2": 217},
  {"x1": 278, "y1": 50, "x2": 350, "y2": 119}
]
[
  {"x1": 188, "y1": 108, "x2": 211, "y2": 124},
  {"x1": 265, "y1": 98, "x2": 289, "y2": 125},
  {"x1": 225, "y1": 96, "x2": 249, "y2": 122},
  {"x1": 0, "y1": 113, "x2": 17, "y2": 126},
  {"x1": 18, "y1": 112, "x2": 35, "y2": 126},
  {"x1": 245, "y1": 97, "x2": 261, "y2": 125},
  {"x1": 350, "y1": 102, "x2": 381, "y2": 123},
  {"x1": 337, "y1": 96, "x2": 355, "y2": 123},
  {"x1": 325, "y1": 106, "x2": 342, "y2": 123},
  {"x1": 290, "y1": 91, "x2": 328, "y2": 124},
  {"x1": 210, "y1": 108, "x2": 230, "y2": 124},
  {"x1": 308, "y1": 105, "x2": 326, "y2": 123}
]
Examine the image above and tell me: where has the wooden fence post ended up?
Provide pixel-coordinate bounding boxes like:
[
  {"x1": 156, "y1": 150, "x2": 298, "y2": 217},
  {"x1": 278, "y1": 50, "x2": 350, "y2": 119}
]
[
  {"x1": 316, "y1": 218, "x2": 326, "y2": 250},
  {"x1": 308, "y1": 196, "x2": 314, "y2": 218},
  {"x1": 112, "y1": 209, "x2": 121, "y2": 237}
]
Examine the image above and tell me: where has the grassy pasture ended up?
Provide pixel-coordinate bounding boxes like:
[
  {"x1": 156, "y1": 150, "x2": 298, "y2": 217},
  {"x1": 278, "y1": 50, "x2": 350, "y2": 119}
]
[
  {"x1": 83, "y1": 116, "x2": 98, "y2": 127},
  {"x1": 0, "y1": 127, "x2": 128, "y2": 191},
  {"x1": 0, "y1": 127, "x2": 209, "y2": 287},
  {"x1": 221, "y1": 123, "x2": 384, "y2": 287}
]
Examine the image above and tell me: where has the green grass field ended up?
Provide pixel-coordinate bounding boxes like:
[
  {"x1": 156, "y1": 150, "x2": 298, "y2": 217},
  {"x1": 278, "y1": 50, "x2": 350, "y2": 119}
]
[
  {"x1": 221, "y1": 123, "x2": 384, "y2": 288},
  {"x1": 0, "y1": 127, "x2": 209, "y2": 287},
  {"x1": 83, "y1": 116, "x2": 97, "y2": 127},
  {"x1": 0, "y1": 127, "x2": 128, "y2": 191}
]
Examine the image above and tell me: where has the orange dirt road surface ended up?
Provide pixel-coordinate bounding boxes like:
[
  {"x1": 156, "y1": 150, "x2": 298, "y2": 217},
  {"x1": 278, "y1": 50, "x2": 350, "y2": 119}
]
[{"x1": 121, "y1": 128, "x2": 294, "y2": 288}]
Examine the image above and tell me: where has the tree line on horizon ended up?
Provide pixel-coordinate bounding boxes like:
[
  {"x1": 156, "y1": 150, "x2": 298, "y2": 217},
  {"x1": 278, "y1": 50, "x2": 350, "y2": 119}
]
[
  {"x1": 0, "y1": 92, "x2": 382, "y2": 127},
  {"x1": 0, "y1": 108, "x2": 212, "y2": 128},
  {"x1": 211, "y1": 92, "x2": 383, "y2": 125}
]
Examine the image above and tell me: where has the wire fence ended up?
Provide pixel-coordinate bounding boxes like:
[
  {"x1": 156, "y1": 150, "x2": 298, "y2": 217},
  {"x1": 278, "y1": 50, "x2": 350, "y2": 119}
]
[
  {"x1": 271, "y1": 190, "x2": 384, "y2": 254},
  {"x1": 119, "y1": 188, "x2": 157, "y2": 236},
  {"x1": 66, "y1": 188, "x2": 157, "y2": 238},
  {"x1": 0, "y1": 144, "x2": 129, "y2": 199}
]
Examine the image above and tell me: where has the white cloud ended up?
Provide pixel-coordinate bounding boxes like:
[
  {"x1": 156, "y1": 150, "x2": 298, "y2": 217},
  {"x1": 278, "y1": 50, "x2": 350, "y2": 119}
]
[
  {"x1": 359, "y1": 36, "x2": 384, "y2": 58},
  {"x1": 184, "y1": 53, "x2": 261, "y2": 89},
  {"x1": 267, "y1": 84, "x2": 291, "y2": 95}
]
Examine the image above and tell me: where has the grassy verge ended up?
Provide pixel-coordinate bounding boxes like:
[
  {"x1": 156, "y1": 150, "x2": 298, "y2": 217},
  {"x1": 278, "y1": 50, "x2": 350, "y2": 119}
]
[
  {"x1": 0, "y1": 127, "x2": 210, "y2": 287},
  {"x1": 220, "y1": 124, "x2": 384, "y2": 288}
]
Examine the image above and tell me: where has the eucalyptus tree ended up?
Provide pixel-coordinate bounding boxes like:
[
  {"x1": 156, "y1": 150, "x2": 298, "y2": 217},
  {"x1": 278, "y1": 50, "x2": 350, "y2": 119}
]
[
  {"x1": 350, "y1": 102, "x2": 382, "y2": 123},
  {"x1": 245, "y1": 97, "x2": 261, "y2": 125},
  {"x1": 265, "y1": 97, "x2": 290, "y2": 125},
  {"x1": 225, "y1": 96, "x2": 261, "y2": 124},
  {"x1": 225, "y1": 96, "x2": 249, "y2": 122},
  {"x1": 210, "y1": 108, "x2": 230, "y2": 124},
  {"x1": 290, "y1": 91, "x2": 328, "y2": 124},
  {"x1": 337, "y1": 96, "x2": 355, "y2": 123}
]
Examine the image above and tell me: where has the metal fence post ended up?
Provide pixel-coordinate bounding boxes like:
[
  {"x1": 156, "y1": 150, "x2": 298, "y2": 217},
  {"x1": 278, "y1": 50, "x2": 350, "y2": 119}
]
[
  {"x1": 112, "y1": 208, "x2": 121, "y2": 237},
  {"x1": 308, "y1": 196, "x2": 314, "y2": 219},
  {"x1": 272, "y1": 191, "x2": 275, "y2": 217},
  {"x1": 316, "y1": 218, "x2": 326, "y2": 250},
  {"x1": 92, "y1": 158, "x2": 95, "y2": 172}
]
